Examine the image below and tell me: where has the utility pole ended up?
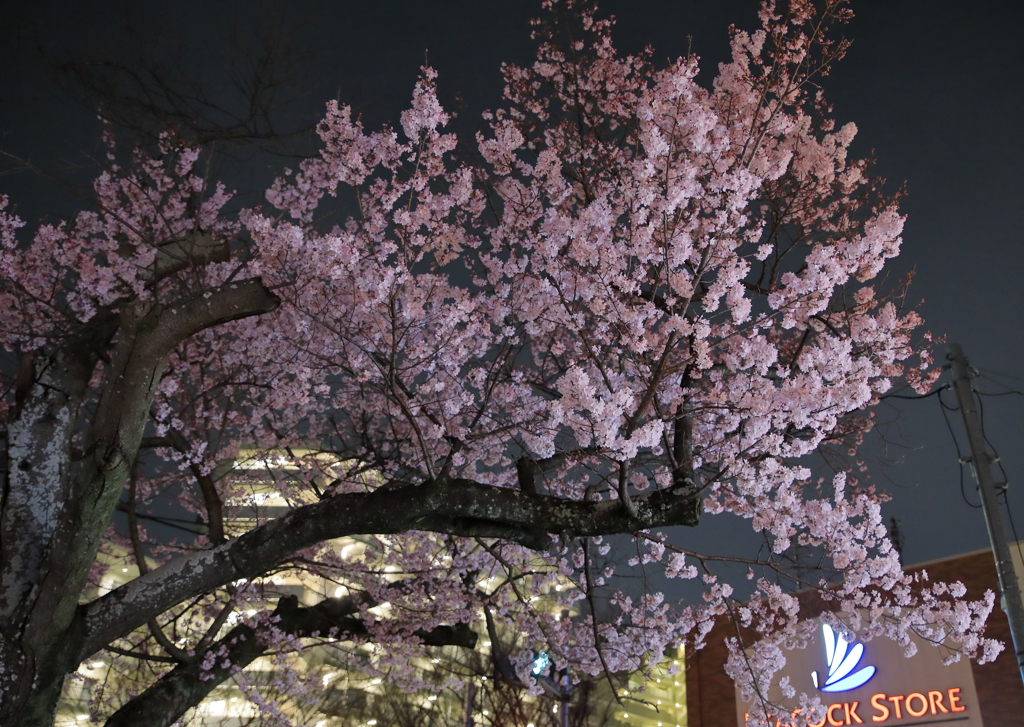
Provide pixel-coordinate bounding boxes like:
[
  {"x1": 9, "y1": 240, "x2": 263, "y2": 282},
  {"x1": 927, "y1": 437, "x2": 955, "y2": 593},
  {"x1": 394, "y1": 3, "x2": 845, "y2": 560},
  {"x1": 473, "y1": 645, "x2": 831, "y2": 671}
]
[{"x1": 948, "y1": 343, "x2": 1024, "y2": 684}]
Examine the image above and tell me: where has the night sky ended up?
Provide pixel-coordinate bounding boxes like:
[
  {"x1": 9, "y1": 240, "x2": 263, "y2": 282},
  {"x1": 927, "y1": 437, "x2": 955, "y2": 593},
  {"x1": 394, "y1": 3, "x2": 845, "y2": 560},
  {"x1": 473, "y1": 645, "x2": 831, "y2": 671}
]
[{"x1": 2, "y1": 0, "x2": 1022, "y2": 571}]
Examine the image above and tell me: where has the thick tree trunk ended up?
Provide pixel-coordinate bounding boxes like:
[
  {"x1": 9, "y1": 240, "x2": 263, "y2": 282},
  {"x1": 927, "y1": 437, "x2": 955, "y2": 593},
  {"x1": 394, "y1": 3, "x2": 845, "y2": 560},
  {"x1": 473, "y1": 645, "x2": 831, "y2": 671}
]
[
  {"x1": 0, "y1": 327, "x2": 108, "y2": 725},
  {"x1": 0, "y1": 281, "x2": 280, "y2": 724}
]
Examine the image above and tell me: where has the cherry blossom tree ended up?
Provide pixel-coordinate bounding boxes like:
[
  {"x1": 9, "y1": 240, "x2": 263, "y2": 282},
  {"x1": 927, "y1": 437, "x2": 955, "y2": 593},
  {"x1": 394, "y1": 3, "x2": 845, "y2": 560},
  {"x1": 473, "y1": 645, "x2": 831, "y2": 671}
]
[{"x1": 0, "y1": 0, "x2": 1000, "y2": 724}]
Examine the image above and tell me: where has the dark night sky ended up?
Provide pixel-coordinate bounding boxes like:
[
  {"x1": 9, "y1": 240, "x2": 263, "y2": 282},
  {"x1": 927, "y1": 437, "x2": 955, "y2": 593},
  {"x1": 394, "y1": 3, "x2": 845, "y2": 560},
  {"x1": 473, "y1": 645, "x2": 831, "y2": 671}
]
[{"x1": 1, "y1": 0, "x2": 1022, "y2": 571}]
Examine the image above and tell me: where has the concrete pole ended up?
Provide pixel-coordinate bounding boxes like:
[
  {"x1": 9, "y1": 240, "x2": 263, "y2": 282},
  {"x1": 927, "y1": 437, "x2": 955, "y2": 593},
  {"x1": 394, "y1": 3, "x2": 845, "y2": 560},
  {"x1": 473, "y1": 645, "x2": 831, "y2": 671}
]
[{"x1": 948, "y1": 343, "x2": 1024, "y2": 685}]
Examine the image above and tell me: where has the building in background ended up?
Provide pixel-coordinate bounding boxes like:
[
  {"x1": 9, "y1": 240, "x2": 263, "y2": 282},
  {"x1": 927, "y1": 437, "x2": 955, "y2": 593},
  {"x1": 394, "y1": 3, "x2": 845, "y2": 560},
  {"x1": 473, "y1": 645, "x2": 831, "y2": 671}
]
[{"x1": 612, "y1": 661, "x2": 687, "y2": 727}]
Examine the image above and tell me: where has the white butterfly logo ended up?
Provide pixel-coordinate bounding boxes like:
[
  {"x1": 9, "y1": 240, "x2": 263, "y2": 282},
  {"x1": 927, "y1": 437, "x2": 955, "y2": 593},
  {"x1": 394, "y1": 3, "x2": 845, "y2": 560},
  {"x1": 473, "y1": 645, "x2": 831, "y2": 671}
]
[{"x1": 811, "y1": 623, "x2": 876, "y2": 693}]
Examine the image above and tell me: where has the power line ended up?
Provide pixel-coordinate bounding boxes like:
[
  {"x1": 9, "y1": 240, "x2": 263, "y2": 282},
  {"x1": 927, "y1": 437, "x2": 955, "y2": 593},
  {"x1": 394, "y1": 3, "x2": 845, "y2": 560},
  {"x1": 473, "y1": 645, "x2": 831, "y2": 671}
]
[
  {"x1": 936, "y1": 387, "x2": 981, "y2": 508},
  {"x1": 976, "y1": 372, "x2": 1024, "y2": 397},
  {"x1": 976, "y1": 390, "x2": 1012, "y2": 486},
  {"x1": 978, "y1": 368, "x2": 1024, "y2": 384},
  {"x1": 948, "y1": 343, "x2": 1024, "y2": 684},
  {"x1": 973, "y1": 389, "x2": 1024, "y2": 575},
  {"x1": 884, "y1": 353, "x2": 1024, "y2": 668},
  {"x1": 1001, "y1": 488, "x2": 1024, "y2": 580},
  {"x1": 880, "y1": 385, "x2": 947, "y2": 401}
]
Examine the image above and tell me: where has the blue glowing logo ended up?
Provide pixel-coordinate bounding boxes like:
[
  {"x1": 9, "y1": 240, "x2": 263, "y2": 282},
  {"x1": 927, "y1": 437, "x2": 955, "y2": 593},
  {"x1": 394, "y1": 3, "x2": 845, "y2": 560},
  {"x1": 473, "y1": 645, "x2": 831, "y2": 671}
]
[{"x1": 811, "y1": 624, "x2": 876, "y2": 693}]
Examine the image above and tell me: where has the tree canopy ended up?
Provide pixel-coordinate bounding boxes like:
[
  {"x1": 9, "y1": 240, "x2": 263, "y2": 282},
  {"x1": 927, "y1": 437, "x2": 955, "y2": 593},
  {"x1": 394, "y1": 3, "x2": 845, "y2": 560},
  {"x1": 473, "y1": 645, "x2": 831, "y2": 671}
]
[{"x1": 0, "y1": 1, "x2": 999, "y2": 725}]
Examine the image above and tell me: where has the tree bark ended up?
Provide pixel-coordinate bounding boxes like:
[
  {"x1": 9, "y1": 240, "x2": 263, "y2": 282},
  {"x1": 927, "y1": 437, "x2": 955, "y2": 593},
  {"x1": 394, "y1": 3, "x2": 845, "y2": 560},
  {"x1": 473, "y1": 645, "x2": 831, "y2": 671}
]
[
  {"x1": 0, "y1": 279, "x2": 280, "y2": 726},
  {"x1": 79, "y1": 474, "x2": 700, "y2": 661}
]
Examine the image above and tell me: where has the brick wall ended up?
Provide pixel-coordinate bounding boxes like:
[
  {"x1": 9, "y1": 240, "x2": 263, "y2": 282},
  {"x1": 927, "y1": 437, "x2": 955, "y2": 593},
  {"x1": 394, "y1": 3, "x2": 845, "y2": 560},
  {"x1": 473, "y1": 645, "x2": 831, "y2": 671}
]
[
  {"x1": 915, "y1": 550, "x2": 1024, "y2": 727},
  {"x1": 684, "y1": 617, "x2": 737, "y2": 727}
]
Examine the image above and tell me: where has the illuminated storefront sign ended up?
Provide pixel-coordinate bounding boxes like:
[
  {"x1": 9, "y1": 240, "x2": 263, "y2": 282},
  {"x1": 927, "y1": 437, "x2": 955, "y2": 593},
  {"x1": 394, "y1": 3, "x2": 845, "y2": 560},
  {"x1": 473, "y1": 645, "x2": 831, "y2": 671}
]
[
  {"x1": 735, "y1": 618, "x2": 983, "y2": 727},
  {"x1": 743, "y1": 687, "x2": 968, "y2": 726},
  {"x1": 812, "y1": 624, "x2": 876, "y2": 693},
  {"x1": 868, "y1": 688, "x2": 966, "y2": 720}
]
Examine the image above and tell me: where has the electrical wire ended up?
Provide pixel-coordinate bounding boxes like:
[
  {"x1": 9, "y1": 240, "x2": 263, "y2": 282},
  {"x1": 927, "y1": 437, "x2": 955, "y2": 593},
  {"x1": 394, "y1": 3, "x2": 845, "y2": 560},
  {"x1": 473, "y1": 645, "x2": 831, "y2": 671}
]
[
  {"x1": 880, "y1": 384, "x2": 947, "y2": 401},
  {"x1": 973, "y1": 387, "x2": 1024, "y2": 564},
  {"x1": 975, "y1": 390, "x2": 1012, "y2": 486},
  {"x1": 978, "y1": 367, "x2": 1024, "y2": 384},
  {"x1": 937, "y1": 387, "x2": 981, "y2": 508},
  {"x1": 1001, "y1": 487, "x2": 1024, "y2": 569},
  {"x1": 873, "y1": 365, "x2": 1020, "y2": 540},
  {"x1": 976, "y1": 372, "x2": 1024, "y2": 397}
]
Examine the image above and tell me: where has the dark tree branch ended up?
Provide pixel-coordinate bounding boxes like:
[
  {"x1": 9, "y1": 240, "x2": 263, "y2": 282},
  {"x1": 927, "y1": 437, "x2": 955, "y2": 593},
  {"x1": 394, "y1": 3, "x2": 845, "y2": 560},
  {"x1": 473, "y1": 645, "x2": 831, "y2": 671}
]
[
  {"x1": 166, "y1": 428, "x2": 225, "y2": 544},
  {"x1": 126, "y1": 470, "x2": 192, "y2": 664},
  {"x1": 515, "y1": 457, "x2": 537, "y2": 495},
  {"x1": 79, "y1": 474, "x2": 700, "y2": 659},
  {"x1": 143, "y1": 233, "x2": 230, "y2": 286},
  {"x1": 103, "y1": 594, "x2": 476, "y2": 727}
]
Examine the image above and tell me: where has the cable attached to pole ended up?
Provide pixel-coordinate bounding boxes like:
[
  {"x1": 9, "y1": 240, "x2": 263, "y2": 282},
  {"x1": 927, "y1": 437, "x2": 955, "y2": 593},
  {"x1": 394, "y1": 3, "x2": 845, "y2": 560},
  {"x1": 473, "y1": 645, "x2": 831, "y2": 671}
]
[{"x1": 948, "y1": 343, "x2": 1024, "y2": 686}]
